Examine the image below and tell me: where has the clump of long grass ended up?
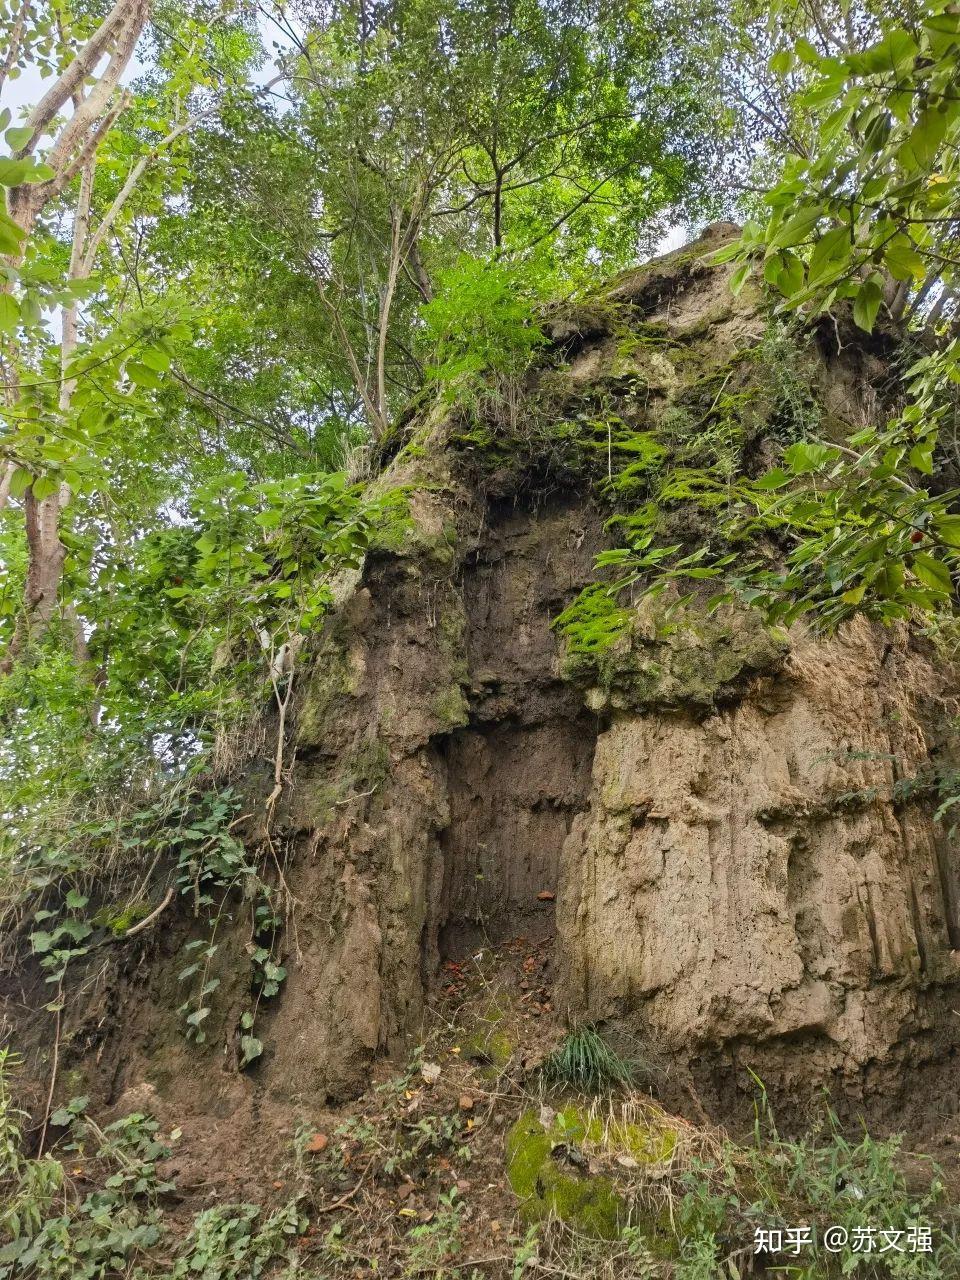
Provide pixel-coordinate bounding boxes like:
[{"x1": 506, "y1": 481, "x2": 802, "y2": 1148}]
[{"x1": 542, "y1": 1025, "x2": 634, "y2": 1092}]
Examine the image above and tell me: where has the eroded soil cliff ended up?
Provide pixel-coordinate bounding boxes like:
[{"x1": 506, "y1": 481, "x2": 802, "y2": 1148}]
[{"x1": 6, "y1": 225, "x2": 960, "y2": 1212}]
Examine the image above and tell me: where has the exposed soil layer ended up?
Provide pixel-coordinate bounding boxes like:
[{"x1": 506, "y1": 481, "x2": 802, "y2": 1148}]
[{"x1": 6, "y1": 223, "x2": 960, "y2": 1186}]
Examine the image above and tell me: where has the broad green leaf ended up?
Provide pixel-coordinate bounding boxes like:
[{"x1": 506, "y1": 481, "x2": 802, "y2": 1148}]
[
  {"x1": 752, "y1": 468, "x2": 792, "y2": 490},
  {"x1": 933, "y1": 515, "x2": 960, "y2": 548},
  {"x1": 125, "y1": 360, "x2": 163, "y2": 389},
  {"x1": 912, "y1": 552, "x2": 952, "y2": 595},
  {"x1": 729, "y1": 261, "x2": 751, "y2": 295},
  {"x1": 784, "y1": 441, "x2": 839, "y2": 473},
  {"x1": 885, "y1": 240, "x2": 925, "y2": 282},
  {"x1": 860, "y1": 30, "x2": 918, "y2": 73},
  {"x1": 807, "y1": 226, "x2": 850, "y2": 285},
  {"x1": 902, "y1": 109, "x2": 947, "y2": 169},
  {"x1": 31, "y1": 475, "x2": 59, "y2": 500},
  {"x1": 240, "y1": 1034, "x2": 263, "y2": 1065},
  {"x1": 0, "y1": 292, "x2": 18, "y2": 334},
  {"x1": 4, "y1": 125, "x2": 34, "y2": 150},
  {"x1": 852, "y1": 278, "x2": 883, "y2": 332},
  {"x1": 768, "y1": 206, "x2": 823, "y2": 251}
]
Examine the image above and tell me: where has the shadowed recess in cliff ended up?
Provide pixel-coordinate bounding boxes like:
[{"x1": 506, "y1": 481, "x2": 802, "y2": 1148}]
[
  {"x1": 435, "y1": 715, "x2": 597, "y2": 957},
  {"x1": 427, "y1": 495, "x2": 603, "y2": 963}
]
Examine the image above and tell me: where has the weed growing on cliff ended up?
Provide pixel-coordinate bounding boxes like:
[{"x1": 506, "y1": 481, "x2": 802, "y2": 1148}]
[
  {"x1": 0, "y1": 1060, "x2": 173, "y2": 1279},
  {"x1": 542, "y1": 1027, "x2": 634, "y2": 1093},
  {"x1": 421, "y1": 257, "x2": 550, "y2": 408},
  {"x1": 403, "y1": 1185, "x2": 467, "y2": 1277},
  {"x1": 672, "y1": 1089, "x2": 960, "y2": 1278},
  {"x1": 0, "y1": 1055, "x2": 309, "y2": 1280},
  {"x1": 170, "y1": 1201, "x2": 304, "y2": 1280}
]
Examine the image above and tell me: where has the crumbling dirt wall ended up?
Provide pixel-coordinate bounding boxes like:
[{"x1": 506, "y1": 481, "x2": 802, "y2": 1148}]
[{"x1": 10, "y1": 225, "x2": 960, "y2": 1144}]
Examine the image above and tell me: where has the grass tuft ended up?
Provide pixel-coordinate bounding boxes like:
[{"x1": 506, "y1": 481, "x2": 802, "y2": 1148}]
[{"x1": 542, "y1": 1026, "x2": 634, "y2": 1093}]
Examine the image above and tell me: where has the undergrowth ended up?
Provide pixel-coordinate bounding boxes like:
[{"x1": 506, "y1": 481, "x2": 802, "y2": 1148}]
[
  {"x1": 2, "y1": 1043, "x2": 958, "y2": 1280},
  {"x1": 542, "y1": 1026, "x2": 634, "y2": 1093}
]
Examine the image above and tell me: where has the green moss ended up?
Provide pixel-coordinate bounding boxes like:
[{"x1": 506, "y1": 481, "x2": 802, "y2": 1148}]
[
  {"x1": 93, "y1": 901, "x2": 151, "y2": 936},
  {"x1": 560, "y1": 597, "x2": 788, "y2": 712},
  {"x1": 430, "y1": 684, "x2": 469, "y2": 729},
  {"x1": 505, "y1": 1107, "x2": 682, "y2": 1250},
  {"x1": 462, "y1": 1002, "x2": 514, "y2": 1070},
  {"x1": 506, "y1": 1112, "x2": 626, "y2": 1238},
  {"x1": 342, "y1": 736, "x2": 391, "y2": 795},
  {"x1": 607, "y1": 1118, "x2": 677, "y2": 1164},
  {"x1": 296, "y1": 637, "x2": 357, "y2": 745}
]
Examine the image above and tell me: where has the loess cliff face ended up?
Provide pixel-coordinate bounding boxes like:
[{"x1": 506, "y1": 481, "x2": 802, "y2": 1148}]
[
  {"x1": 256, "y1": 223, "x2": 960, "y2": 1123},
  {"x1": 12, "y1": 225, "x2": 960, "y2": 1142}
]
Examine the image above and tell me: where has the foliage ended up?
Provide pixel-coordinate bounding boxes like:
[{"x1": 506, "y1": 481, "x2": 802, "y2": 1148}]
[
  {"x1": 0, "y1": 1053, "x2": 305, "y2": 1280},
  {"x1": 673, "y1": 1088, "x2": 960, "y2": 1278},
  {"x1": 421, "y1": 257, "x2": 550, "y2": 402},
  {"x1": 169, "y1": 1201, "x2": 304, "y2": 1280},
  {"x1": 0, "y1": 1062, "x2": 172, "y2": 1280},
  {"x1": 542, "y1": 1026, "x2": 634, "y2": 1093},
  {"x1": 704, "y1": 0, "x2": 960, "y2": 629}
]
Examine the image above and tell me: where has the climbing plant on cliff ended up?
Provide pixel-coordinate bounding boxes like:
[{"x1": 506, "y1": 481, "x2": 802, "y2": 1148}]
[{"x1": 712, "y1": 0, "x2": 960, "y2": 627}]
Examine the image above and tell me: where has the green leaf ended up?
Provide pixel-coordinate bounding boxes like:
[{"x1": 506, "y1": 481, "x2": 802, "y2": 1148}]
[
  {"x1": 911, "y1": 552, "x2": 951, "y2": 595},
  {"x1": 885, "y1": 240, "x2": 925, "y2": 282},
  {"x1": 769, "y1": 49, "x2": 794, "y2": 75},
  {"x1": 807, "y1": 226, "x2": 850, "y2": 286},
  {"x1": 31, "y1": 475, "x2": 59, "y2": 501},
  {"x1": 784, "y1": 441, "x2": 839, "y2": 473},
  {"x1": 902, "y1": 108, "x2": 947, "y2": 169},
  {"x1": 0, "y1": 292, "x2": 18, "y2": 334},
  {"x1": 794, "y1": 37, "x2": 821, "y2": 66},
  {"x1": 140, "y1": 345, "x2": 171, "y2": 372},
  {"x1": 240, "y1": 1034, "x2": 263, "y2": 1066},
  {"x1": 860, "y1": 30, "x2": 918, "y2": 74},
  {"x1": 852, "y1": 278, "x2": 883, "y2": 332},
  {"x1": 125, "y1": 361, "x2": 164, "y2": 389},
  {"x1": 933, "y1": 516, "x2": 960, "y2": 548},
  {"x1": 768, "y1": 206, "x2": 823, "y2": 251},
  {"x1": 0, "y1": 157, "x2": 31, "y2": 185},
  {"x1": 8, "y1": 467, "x2": 31, "y2": 498},
  {"x1": 752, "y1": 468, "x2": 792, "y2": 490},
  {"x1": 4, "y1": 125, "x2": 34, "y2": 150},
  {"x1": 764, "y1": 250, "x2": 804, "y2": 298},
  {"x1": 908, "y1": 442, "x2": 934, "y2": 475},
  {"x1": 729, "y1": 261, "x2": 751, "y2": 295}
]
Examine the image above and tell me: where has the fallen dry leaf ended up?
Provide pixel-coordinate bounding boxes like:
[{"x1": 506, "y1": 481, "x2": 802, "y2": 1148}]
[
  {"x1": 421, "y1": 1061, "x2": 441, "y2": 1083},
  {"x1": 458, "y1": 1094, "x2": 474, "y2": 1111},
  {"x1": 537, "y1": 890, "x2": 555, "y2": 901}
]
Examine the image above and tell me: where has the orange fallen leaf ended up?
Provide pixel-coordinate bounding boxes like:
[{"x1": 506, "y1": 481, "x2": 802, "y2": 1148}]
[{"x1": 537, "y1": 890, "x2": 555, "y2": 901}]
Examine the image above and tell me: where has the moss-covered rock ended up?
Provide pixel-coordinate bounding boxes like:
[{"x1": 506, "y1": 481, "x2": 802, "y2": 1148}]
[
  {"x1": 506, "y1": 1104, "x2": 683, "y2": 1251},
  {"x1": 560, "y1": 596, "x2": 788, "y2": 713},
  {"x1": 506, "y1": 1111, "x2": 626, "y2": 1238}
]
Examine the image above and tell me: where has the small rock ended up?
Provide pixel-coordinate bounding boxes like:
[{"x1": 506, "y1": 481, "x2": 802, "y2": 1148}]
[
  {"x1": 537, "y1": 890, "x2": 555, "y2": 902},
  {"x1": 305, "y1": 1132, "x2": 328, "y2": 1154},
  {"x1": 458, "y1": 1094, "x2": 474, "y2": 1111},
  {"x1": 616, "y1": 1155, "x2": 639, "y2": 1169}
]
